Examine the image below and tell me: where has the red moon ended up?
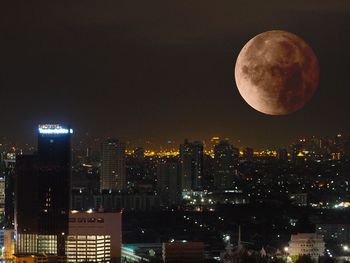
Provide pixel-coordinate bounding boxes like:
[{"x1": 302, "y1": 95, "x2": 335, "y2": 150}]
[{"x1": 234, "y1": 30, "x2": 319, "y2": 115}]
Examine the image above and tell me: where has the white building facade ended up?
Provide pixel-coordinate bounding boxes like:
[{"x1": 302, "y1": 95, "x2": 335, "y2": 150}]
[
  {"x1": 288, "y1": 233, "x2": 325, "y2": 260},
  {"x1": 67, "y1": 210, "x2": 122, "y2": 263}
]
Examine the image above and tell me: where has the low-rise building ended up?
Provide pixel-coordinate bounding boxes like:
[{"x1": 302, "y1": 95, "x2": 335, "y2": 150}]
[
  {"x1": 288, "y1": 233, "x2": 325, "y2": 260},
  {"x1": 13, "y1": 253, "x2": 66, "y2": 263},
  {"x1": 163, "y1": 242, "x2": 205, "y2": 262},
  {"x1": 122, "y1": 243, "x2": 162, "y2": 262},
  {"x1": 67, "y1": 210, "x2": 122, "y2": 263}
]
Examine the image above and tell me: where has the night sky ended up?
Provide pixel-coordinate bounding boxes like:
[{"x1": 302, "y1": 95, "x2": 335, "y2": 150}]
[{"x1": 0, "y1": 0, "x2": 349, "y2": 148}]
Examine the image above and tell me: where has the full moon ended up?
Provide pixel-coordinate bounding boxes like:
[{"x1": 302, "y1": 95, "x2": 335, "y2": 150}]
[{"x1": 234, "y1": 30, "x2": 319, "y2": 115}]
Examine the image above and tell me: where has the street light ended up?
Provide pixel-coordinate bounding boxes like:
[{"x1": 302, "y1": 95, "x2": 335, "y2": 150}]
[{"x1": 223, "y1": 234, "x2": 230, "y2": 242}]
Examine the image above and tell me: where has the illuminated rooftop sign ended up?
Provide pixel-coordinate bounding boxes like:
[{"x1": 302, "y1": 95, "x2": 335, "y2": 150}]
[{"x1": 38, "y1": 124, "x2": 73, "y2": 134}]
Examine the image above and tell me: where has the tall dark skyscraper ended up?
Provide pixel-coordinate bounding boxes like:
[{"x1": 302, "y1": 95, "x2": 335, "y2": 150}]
[
  {"x1": 157, "y1": 157, "x2": 180, "y2": 206},
  {"x1": 180, "y1": 139, "x2": 203, "y2": 192},
  {"x1": 3, "y1": 154, "x2": 16, "y2": 229},
  {"x1": 213, "y1": 140, "x2": 238, "y2": 190},
  {"x1": 15, "y1": 124, "x2": 72, "y2": 255},
  {"x1": 100, "y1": 139, "x2": 126, "y2": 192}
]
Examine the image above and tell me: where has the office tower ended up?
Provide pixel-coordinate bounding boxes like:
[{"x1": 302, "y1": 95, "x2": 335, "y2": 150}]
[
  {"x1": 67, "y1": 210, "x2": 122, "y2": 262},
  {"x1": 37, "y1": 124, "x2": 72, "y2": 254},
  {"x1": 15, "y1": 124, "x2": 72, "y2": 256},
  {"x1": 213, "y1": 140, "x2": 238, "y2": 190},
  {"x1": 100, "y1": 139, "x2": 126, "y2": 192},
  {"x1": 15, "y1": 155, "x2": 39, "y2": 253},
  {"x1": 157, "y1": 157, "x2": 179, "y2": 206},
  {"x1": 179, "y1": 139, "x2": 203, "y2": 192}
]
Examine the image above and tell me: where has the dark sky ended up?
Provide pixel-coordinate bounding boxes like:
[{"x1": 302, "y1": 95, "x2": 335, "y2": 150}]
[{"x1": 0, "y1": 0, "x2": 349, "y2": 148}]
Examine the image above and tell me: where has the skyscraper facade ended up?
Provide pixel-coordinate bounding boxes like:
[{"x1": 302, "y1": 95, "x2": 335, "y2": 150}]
[
  {"x1": 180, "y1": 139, "x2": 203, "y2": 192},
  {"x1": 100, "y1": 139, "x2": 126, "y2": 192},
  {"x1": 15, "y1": 124, "x2": 72, "y2": 255},
  {"x1": 157, "y1": 157, "x2": 180, "y2": 206},
  {"x1": 213, "y1": 140, "x2": 238, "y2": 190}
]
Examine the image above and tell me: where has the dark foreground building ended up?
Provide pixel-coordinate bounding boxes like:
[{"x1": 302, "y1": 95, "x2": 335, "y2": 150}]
[{"x1": 15, "y1": 124, "x2": 72, "y2": 255}]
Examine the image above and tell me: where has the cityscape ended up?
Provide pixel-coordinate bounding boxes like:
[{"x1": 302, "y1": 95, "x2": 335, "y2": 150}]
[
  {"x1": 0, "y1": 125, "x2": 349, "y2": 262},
  {"x1": 1, "y1": 0, "x2": 350, "y2": 262}
]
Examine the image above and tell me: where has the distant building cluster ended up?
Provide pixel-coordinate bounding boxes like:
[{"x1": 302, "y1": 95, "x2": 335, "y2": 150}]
[{"x1": 0, "y1": 130, "x2": 349, "y2": 262}]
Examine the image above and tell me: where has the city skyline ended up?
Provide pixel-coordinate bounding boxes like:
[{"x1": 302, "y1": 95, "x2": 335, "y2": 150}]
[
  {"x1": 0, "y1": 0, "x2": 349, "y2": 147},
  {"x1": 0, "y1": 130, "x2": 348, "y2": 152},
  {"x1": 1, "y1": 0, "x2": 349, "y2": 261}
]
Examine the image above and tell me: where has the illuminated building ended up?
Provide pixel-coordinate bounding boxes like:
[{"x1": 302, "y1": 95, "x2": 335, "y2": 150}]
[
  {"x1": 100, "y1": 139, "x2": 126, "y2": 191},
  {"x1": 3, "y1": 229, "x2": 15, "y2": 260},
  {"x1": 182, "y1": 190, "x2": 248, "y2": 211},
  {"x1": 213, "y1": 140, "x2": 238, "y2": 190},
  {"x1": 180, "y1": 140, "x2": 203, "y2": 192},
  {"x1": 67, "y1": 210, "x2": 122, "y2": 262},
  {"x1": 0, "y1": 176, "x2": 5, "y2": 208},
  {"x1": 209, "y1": 136, "x2": 221, "y2": 152},
  {"x1": 122, "y1": 243, "x2": 162, "y2": 262},
  {"x1": 122, "y1": 242, "x2": 205, "y2": 263},
  {"x1": 287, "y1": 233, "x2": 325, "y2": 260},
  {"x1": 12, "y1": 253, "x2": 66, "y2": 263},
  {"x1": 15, "y1": 124, "x2": 72, "y2": 255}
]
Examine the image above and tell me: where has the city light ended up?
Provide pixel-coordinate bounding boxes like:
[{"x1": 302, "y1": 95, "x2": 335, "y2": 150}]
[{"x1": 38, "y1": 124, "x2": 73, "y2": 134}]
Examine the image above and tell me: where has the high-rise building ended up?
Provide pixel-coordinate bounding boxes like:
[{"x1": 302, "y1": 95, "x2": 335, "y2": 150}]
[
  {"x1": 202, "y1": 154, "x2": 214, "y2": 190},
  {"x1": 213, "y1": 140, "x2": 238, "y2": 190},
  {"x1": 15, "y1": 124, "x2": 72, "y2": 256},
  {"x1": 0, "y1": 176, "x2": 5, "y2": 209},
  {"x1": 4, "y1": 154, "x2": 16, "y2": 229},
  {"x1": 179, "y1": 140, "x2": 203, "y2": 192},
  {"x1": 157, "y1": 157, "x2": 179, "y2": 206},
  {"x1": 14, "y1": 155, "x2": 39, "y2": 253},
  {"x1": 100, "y1": 139, "x2": 126, "y2": 192}
]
